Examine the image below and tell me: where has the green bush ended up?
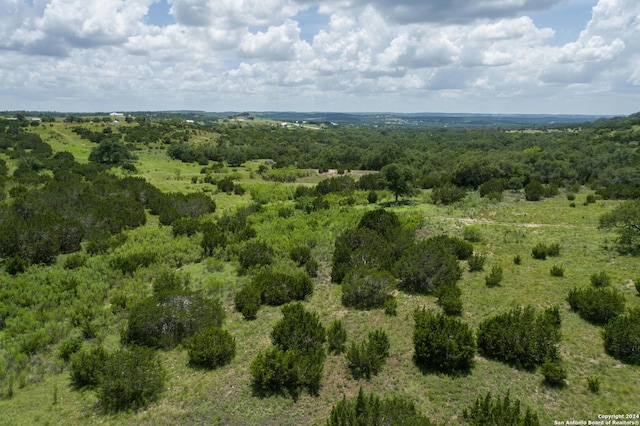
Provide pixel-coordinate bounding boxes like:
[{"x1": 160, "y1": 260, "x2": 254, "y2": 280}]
[
  {"x1": 238, "y1": 240, "x2": 273, "y2": 273},
  {"x1": 550, "y1": 265, "x2": 565, "y2": 277},
  {"x1": 586, "y1": 194, "x2": 596, "y2": 204},
  {"x1": 429, "y1": 235, "x2": 473, "y2": 260},
  {"x1": 367, "y1": 190, "x2": 378, "y2": 204},
  {"x1": 327, "y1": 388, "x2": 435, "y2": 426},
  {"x1": 345, "y1": 329, "x2": 390, "y2": 379},
  {"x1": 97, "y1": 346, "x2": 166, "y2": 412},
  {"x1": 547, "y1": 243, "x2": 561, "y2": 257},
  {"x1": 590, "y1": 271, "x2": 611, "y2": 287},
  {"x1": 468, "y1": 254, "x2": 485, "y2": 272},
  {"x1": 63, "y1": 253, "x2": 87, "y2": 270},
  {"x1": 109, "y1": 250, "x2": 157, "y2": 275},
  {"x1": 271, "y1": 303, "x2": 326, "y2": 353},
  {"x1": 341, "y1": 268, "x2": 395, "y2": 310},
  {"x1": 5, "y1": 256, "x2": 29, "y2": 275},
  {"x1": 234, "y1": 283, "x2": 262, "y2": 320},
  {"x1": 567, "y1": 287, "x2": 625, "y2": 325},
  {"x1": 396, "y1": 238, "x2": 462, "y2": 294},
  {"x1": 484, "y1": 266, "x2": 503, "y2": 287},
  {"x1": 331, "y1": 227, "x2": 394, "y2": 284},
  {"x1": 531, "y1": 243, "x2": 548, "y2": 260},
  {"x1": 513, "y1": 254, "x2": 522, "y2": 265},
  {"x1": 477, "y1": 306, "x2": 561, "y2": 370},
  {"x1": 384, "y1": 298, "x2": 398, "y2": 316},
  {"x1": 587, "y1": 376, "x2": 601, "y2": 394},
  {"x1": 463, "y1": 390, "x2": 540, "y2": 426},
  {"x1": 152, "y1": 270, "x2": 185, "y2": 296},
  {"x1": 58, "y1": 337, "x2": 83, "y2": 362},
  {"x1": 254, "y1": 269, "x2": 313, "y2": 306},
  {"x1": 327, "y1": 319, "x2": 348, "y2": 354},
  {"x1": 603, "y1": 307, "x2": 640, "y2": 365},
  {"x1": 567, "y1": 193, "x2": 576, "y2": 201},
  {"x1": 289, "y1": 245, "x2": 312, "y2": 266},
  {"x1": 413, "y1": 308, "x2": 475, "y2": 373},
  {"x1": 524, "y1": 180, "x2": 544, "y2": 201},
  {"x1": 436, "y1": 284, "x2": 463, "y2": 316},
  {"x1": 305, "y1": 257, "x2": 319, "y2": 277},
  {"x1": 186, "y1": 326, "x2": 236, "y2": 369},
  {"x1": 431, "y1": 183, "x2": 467, "y2": 205},
  {"x1": 462, "y1": 226, "x2": 482, "y2": 243},
  {"x1": 123, "y1": 291, "x2": 226, "y2": 349},
  {"x1": 635, "y1": 278, "x2": 640, "y2": 296},
  {"x1": 171, "y1": 217, "x2": 201, "y2": 237},
  {"x1": 251, "y1": 303, "x2": 326, "y2": 396},
  {"x1": 541, "y1": 359, "x2": 566, "y2": 387},
  {"x1": 69, "y1": 346, "x2": 108, "y2": 389}
]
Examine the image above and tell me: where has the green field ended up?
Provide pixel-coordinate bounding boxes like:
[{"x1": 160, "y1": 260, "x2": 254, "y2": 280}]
[{"x1": 0, "y1": 119, "x2": 639, "y2": 425}]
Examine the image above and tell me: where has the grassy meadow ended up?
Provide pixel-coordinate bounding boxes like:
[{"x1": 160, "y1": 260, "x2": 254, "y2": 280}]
[{"x1": 0, "y1": 121, "x2": 638, "y2": 425}]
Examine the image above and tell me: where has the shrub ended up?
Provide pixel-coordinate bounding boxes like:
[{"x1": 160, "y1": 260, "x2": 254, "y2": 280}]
[
  {"x1": 531, "y1": 243, "x2": 548, "y2": 260},
  {"x1": 367, "y1": 190, "x2": 378, "y2": 204},
  {"x1": 97, "y1": 346, "x2": 166, "y2": 412},
  {"x1": 513, "y1": 254, "x2": 522, "y2": 265},
  {"x1": 171, "y1": 217, "x2": 201, "y2": 237},
  {"x1": 524, "y1": 180, "x2": 544, "y2": 201},
  {"x1": 636, "y1": 279, "x2": 640, "y2": 296},
  {"x1": 254, "y1": 270, "x2": 314, "y2": 306},
  {"x1": 238, "y1": 240, "x2": 273, "y2": 273},
  {"x1": 357, "y1": 208, "x2": 402, "y2": 242},
  {"x1": 384, "y1": 298, "x2": 398, "y2": 316},
  {"x1": 234, "y1": 283, "x2": 262, "y2": 320},
  {"x1": 185, "y1": 326, "x2": 236, "y2": 369},
  {"x1": 547, "y1": 243, "x2": 561, "y2": 257},
  {"x1": 58, "y1": 337, "x2": 83, "y2": 362},
  {"x1": 587, "y1": 376, "x2": 601, "y2": 394},
  {"x1": 345, "y1": 329, "x2": 390, "y2": 379},
  {"x1": 567, "y1": 193, "x2": 576, "y2": 201},
  {"x1": 271, "y1": 303, "x2": 326, "y2": 353},
  {"x1": 69, "y1": 346, "x2": 108, "y2": 389},
  {"x1": 431, "y1": 183, "x2": 467, "y2": 205},
  {"x1": 590, "y1": 271, "x2": 611, "y2": 287},
  {"x1": 152, "y1": 270, "x2": 185, "y2": 296},
  {"x1": 586, "y1": 194, "x2": 596, "y2": 204},
  {"x1": 477, "y1": 306, "x2": 561, "y2": 370},
  {"x1": 331, "y1": 227, "x2": 394, "y2": 283},
  {"x1": 305, "y1": 257, "x2": 319, "y2": 277},
  {"x1": 341, "y1": 268, "x2": 395, "y2": 310},
  {"x1": 550, "y1": 265, "x2": 564, "y2": 277},
  {"x1": 468, "y1": 254, "x2": 485, "y2": 272},
  {"x1": 396, "y1": 238, "x2": 462, "y2": 294},
  {"x1": 289, "y1": 245, "x2": 312, "y2": 266},
  {"x1": 436, "y1": 284, "x2": 463, "y2": 316},
  {"x1": 463, "y1": 390, "x2": 540, "y2": 426},
  {"x1": 327, "y1": 319, "x2": 348, "y2": 354},
  {"x1": 413, "y1": 308, "x2": 475, "y2": 373},
  {"x1": 251, "y1": 303, "x2": 326, "y2": 396},
  {"x1": 201, "y1": 223, "x2": 227, "y2": 255},
  {"x1": 485, "y1": 266, "x2": 503, "y2": 287},
  {"x1": 123, "y1": 291, "x2": 226, "y2": 349},
  {"x1": 603, "y1": 307, "x2": 640, "y2": 365},
  {"x1": 109, "y1": 251, "x2": 157, "y2": 275},
  {"x1": 566, "y1": 287, "x2": 625, "y2": 325},
  {"x1": 63, "y1": 253, "x2": 87, "y2": 270},
  {"x1": 463, "y1": 226, "x2": 482, "y2": 243},
  {"x1": 541, "y1": 359, "x2": 567, "y2": 387},
  {"x1": 327, "y1": 388, "x2": 435, "y2": 426},
  {"x1": 429, "y1": 235, "x2": 473, "y2": 260},
  {"x1": 5, "y1": 256, "x2": 29, "y2": 275}
]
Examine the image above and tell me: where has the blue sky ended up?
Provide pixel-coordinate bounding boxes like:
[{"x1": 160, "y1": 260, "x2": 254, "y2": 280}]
[{"x1": 1, "y1": 0, "x2": 638, "y2": 115}]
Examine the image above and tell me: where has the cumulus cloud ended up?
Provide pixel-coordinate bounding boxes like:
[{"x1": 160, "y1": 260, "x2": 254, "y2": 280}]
[{"x1": 239, "y1": 19, "x2": 308, "y2": 61}]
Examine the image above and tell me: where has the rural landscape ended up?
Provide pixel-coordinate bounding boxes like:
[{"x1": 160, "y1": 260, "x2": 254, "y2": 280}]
[{"x1": 0, "y1": 110, "x2": 639, "y2": 425}]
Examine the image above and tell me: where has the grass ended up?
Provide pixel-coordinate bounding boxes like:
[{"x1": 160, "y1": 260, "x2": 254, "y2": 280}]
[{"x1": 1, "y1": 126, "x2": 639, "y2": 425}]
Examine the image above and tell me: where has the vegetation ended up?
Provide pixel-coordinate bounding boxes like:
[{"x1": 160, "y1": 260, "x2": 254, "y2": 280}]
[
  {"x1": 567, "y1": 287, "x2": 625, "y2": 325},
  {"x1": 0, "y1": 113, "x2": 639, "y2": 424},
  {"x1": 463, "y1": 391, "x2": 540, "y2": 426},
  {"x1": 345, "y1": 329, "x2": 390, "y2": 380}
]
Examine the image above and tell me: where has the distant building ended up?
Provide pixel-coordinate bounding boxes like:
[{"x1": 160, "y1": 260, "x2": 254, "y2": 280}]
[
  {"x1": 185, "y1": 120, "x2": 195, "y2": 124},
  {"x1": 109, "y1": 112, "x2": 124, "y2": 117},
  {"x1": 113, "y1": 120, "x2": 120, "y2": 125}
]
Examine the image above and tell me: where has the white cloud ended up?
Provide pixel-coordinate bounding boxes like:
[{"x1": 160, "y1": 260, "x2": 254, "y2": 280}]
[{"x1": 239, "y1": 19, "x2": 308, "y2": 61}]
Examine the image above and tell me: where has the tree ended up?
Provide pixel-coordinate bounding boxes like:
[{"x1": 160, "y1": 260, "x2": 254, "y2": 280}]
[
  {"x1": 599, "y1": 199, "x2": 640, "y2": 254},
  {"x1": 381, "y1": 163, "x2": 413, "y2": 202},
  {"x1": 185, "y1": 326, "x2": 236, "y2": 369},
  {"x1": 567, "y1": 287, "x2": 625, "y2": 325},
  {"x1": 341, "y1": 268, "x2": 395, "y2": 310},
  {"x1": 603, "y1": 307, "x2": 640, "y2": 365},
  {"x1": 331, "y1": 227, "x2": 394, "y2": 283},
  {"x1": 345, "y1": 329, "x2": 390, "y2": 379},
  {"x1": 463, "y1": 390, "x2": 540, "y2": 426}
]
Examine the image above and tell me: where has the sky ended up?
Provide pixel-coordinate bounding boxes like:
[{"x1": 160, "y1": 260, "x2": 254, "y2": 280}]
[{"x1": 0, "y1": 0, "x2": 639, "y2": 115}]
